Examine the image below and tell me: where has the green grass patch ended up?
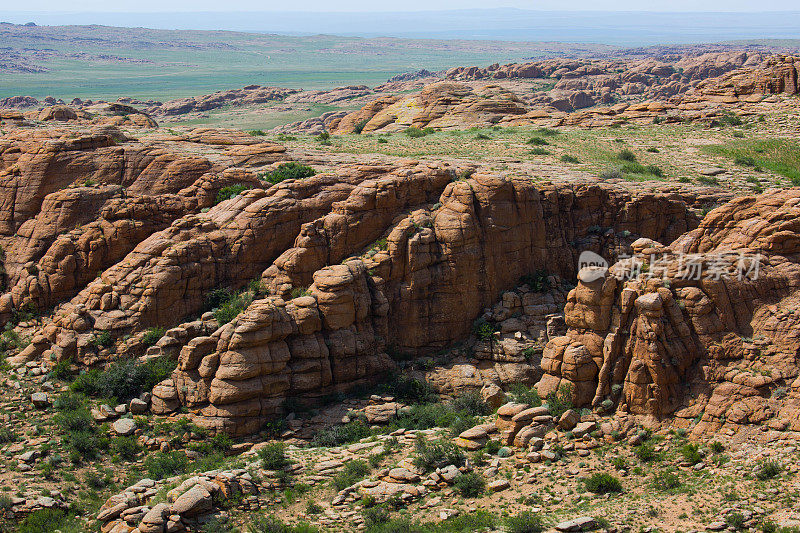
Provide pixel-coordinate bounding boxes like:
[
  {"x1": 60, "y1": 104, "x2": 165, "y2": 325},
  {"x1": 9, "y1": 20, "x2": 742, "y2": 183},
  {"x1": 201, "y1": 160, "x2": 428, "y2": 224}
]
[{"x1": 703, "y1": 138, "x2": 800, "y2": 185}]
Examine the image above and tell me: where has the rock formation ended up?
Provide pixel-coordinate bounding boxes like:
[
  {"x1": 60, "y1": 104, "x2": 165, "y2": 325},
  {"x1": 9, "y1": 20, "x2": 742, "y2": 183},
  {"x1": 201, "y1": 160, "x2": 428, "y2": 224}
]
[{"x1": 535, "y1": 190, "x2": 800, "y2": 435}]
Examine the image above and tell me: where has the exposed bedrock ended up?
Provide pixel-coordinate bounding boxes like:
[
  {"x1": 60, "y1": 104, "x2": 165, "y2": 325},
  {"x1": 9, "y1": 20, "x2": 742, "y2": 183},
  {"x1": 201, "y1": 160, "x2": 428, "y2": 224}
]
[
  {"x1": 535, "y1": 190, "x2": 800, "y2": 435},
  {"x1": 144, "y1": 175, "x2": 708, "y2": 434},
  {"x1": 0, "y1": 128, "x2": 288, "y2": 319},
  {"x1": 265, "y1": 174, "x2": 701, "y2": 354}
]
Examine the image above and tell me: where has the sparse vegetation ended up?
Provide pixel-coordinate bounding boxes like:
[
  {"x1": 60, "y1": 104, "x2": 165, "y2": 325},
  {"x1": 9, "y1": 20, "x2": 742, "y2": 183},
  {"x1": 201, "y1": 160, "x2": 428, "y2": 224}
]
[
  {"x1": 216, "y1": 183, "x2": 252, "y2": 204},
  {"x1": 584, "y1": 472, "x2": 623, "y2": 494},
  {"x1": 259, "y1": 162, "x2": 316, "y2": 185}
]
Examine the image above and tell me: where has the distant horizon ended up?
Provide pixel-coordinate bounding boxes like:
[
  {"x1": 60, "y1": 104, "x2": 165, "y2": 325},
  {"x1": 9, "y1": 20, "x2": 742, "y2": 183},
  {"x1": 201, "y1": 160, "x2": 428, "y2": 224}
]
[{"x1": 2, "y1": 9, "x2": 800, "y2": 46}]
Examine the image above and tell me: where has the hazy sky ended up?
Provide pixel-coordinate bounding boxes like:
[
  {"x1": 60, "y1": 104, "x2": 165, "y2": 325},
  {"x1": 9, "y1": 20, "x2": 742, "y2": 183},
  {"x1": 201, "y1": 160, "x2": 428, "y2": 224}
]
[{"x1": 6, "y1": 0, "x2": 800, "y2": 11}]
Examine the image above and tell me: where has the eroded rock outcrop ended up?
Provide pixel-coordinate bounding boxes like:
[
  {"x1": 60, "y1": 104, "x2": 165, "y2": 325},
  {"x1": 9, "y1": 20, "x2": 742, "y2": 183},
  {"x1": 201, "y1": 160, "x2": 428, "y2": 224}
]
[{"x1": 535, "y1": 190, "x2": 800, "y2": 435}]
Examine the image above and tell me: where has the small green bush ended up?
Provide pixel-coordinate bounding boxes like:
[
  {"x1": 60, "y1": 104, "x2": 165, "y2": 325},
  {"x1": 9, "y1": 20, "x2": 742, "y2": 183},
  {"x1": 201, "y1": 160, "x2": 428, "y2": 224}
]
[
  {"x1": 679, "y1": 442, "x2": 702, "y2": 465},
  {"x1": 332, "y1": 459, "x2": 371, "y2": 491},
  {"x1": 529, "y1": 147, "x2": 550, "y2": 155},
  {"x1": 454, "y1": 472, "x2": 485, "y2": 497},
  {"x1": 584, "y1": 472, "x2": 623, "y2": 494},
  {"x1": 451, "y1": 391, "x2": 490, "y2": 416},
  {"x1": 144, "y1": 451, "x2": 190, "y2": 480},
  {"x1": 259, "y1": 163, "x2": 316, "y2": 185},
  {"x1": 697, "y1": 175, "x2": 720, "y2": 186},
  {"x1": 545, "y1": 384, "x2": 573, "y2": 418},
  {"x1": 258, "y1": 442, "x2": 292, "y2": 471},
  {"x1": 412, "y1": 438, "x2": 465, "y2": 472},
  {"x1": 472, "y1": 318, "x2": 497, "y2": 341},
  {"x1": 519, "y1": 270, "x2": 550, "y2": 292},
  {"x1": 527, "y1": 137, "x2": 549, "y2": 146},
  {"x1": 505, "y1": 511, "x2": 546, "y2": 533},
  {"x1": 755, "y1": 460, "x2": 782, "y2": 480},
  {"x1": 70, "y1": 356, "x2": 176, "y2": 402},
  {"x1": 113, "y1": 436, "x2": 142, "y2": 461},
  {"x1": 48, "y1": 359, "x2": 73, "y2": 381},
  {"x1": 652, "y1": 468, "x2": 681, "y2": 490},
  {"x1": 404, "y1": 127, "x2": 434, "y2": 138},
  {"x1": 213, "y1": 290, "x2": 253, "y2": 325},
  {"x1": 560, "y1": 155, "x2": 579, "y2": 163},
  {"x1": 353, "y1": 119, "x2": 369, "y2": 134},
  {"x1": 384, "y1": 374, "x2": 438, "y2": 404},
  {"x1": 617, "y1": 149, "x2": 637, "y2": 162},
  {"x1": 508, "y1": 384, "x2": 542, "y2": 407},
  {"x1": 247, "y1": 515, "x2": 320, "y2": 533},
  {"x1": 142, "y1": 327, "x2": 165, "y2": 347},
  {"x1": 216, "y1": 184, "x2": 252, "y2": 205},
  {"x1": 312, "y1": 420, "x2": 372, "y2": 447},
  {"x1": 634, "y1": 441, "x2": 661, "y2": 463},
  {"x1": 18, "y1": 509, "x2": 80, "y2": 533}
]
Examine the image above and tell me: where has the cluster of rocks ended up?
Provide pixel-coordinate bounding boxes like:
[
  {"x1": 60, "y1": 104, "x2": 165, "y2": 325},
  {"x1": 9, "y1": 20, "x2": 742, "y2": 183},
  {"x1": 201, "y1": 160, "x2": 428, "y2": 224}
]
[
  {"x1": 312, "y1": 51, "x2": 799, "y2": 133},
  {"x1": 97, "y1": 469, "x2": 259, "y2": 533}
]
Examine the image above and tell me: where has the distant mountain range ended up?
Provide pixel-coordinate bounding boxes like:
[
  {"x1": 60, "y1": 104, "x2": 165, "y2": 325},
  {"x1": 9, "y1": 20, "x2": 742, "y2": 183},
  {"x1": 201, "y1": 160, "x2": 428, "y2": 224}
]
[{"x1": 1, "y1": 9, "x2": 800, "y2": 45}]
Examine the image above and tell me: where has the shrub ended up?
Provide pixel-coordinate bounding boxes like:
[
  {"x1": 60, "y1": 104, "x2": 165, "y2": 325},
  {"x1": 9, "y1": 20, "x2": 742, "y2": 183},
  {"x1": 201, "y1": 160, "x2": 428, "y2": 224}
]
[
  {"x1": 617, "y1": 149, "x2": 637, "y2": 162},
  {"x1": 48, "y1": 359, "x2": 73, "y2": 381},
  {"x1": 679, "y1": 442, "x2": 702, "y2": 465},
  {"x1": 247, "y1": 516, "x2": 320, "y2": 533},
  {"x1": 215, "y1": 184, "x2": 251, "y2": 205},
  {"x1": 545, "y1": 384, "x2": 573, "y2": 418},
  {"x1": 634, "y1": 441, "x2": 661, "y2": 463},
  {"x1": 412, "y1": 438, "x2": 465, "y2": 472},
  {"x1": 391, "y1": 402, "x2": 473, "y2": 435},
  {"x1": 527, "y1": 137, "x2": 549, "y2": 146},
  {"x1": 144, "y1": 451, "x2": 190, "y2": 480},
  {"x1": 363, "y1": 505, "x2": 392, "y2": 528},
  {"x1": 472, "y1": 318, "x2": 497, "y2": 341},
  {"x1": 142, "y1": 327, "x2": 165, "y2": 347},
  {"x1": 213, "y1": 290, "x2": 253, "y2": 325},
  {"x1": 247, "y1": 129, "x2": 266, "y2": 136},
  {"x1": 312, "y1": 420, "x2": 372, "y2": 447},
  {"x1": 646, "y1": 147, "x2": 660, "y2": 153},
  {"x1": 710, "y1": 441, "x2": 725, "y2": 454},
  {"x1": 726, "y1": 512, "x2": 746, "y2": 529},
  {"x1": 755, "y1": 460, "x2": 782, "y2": 480},
  {"x1": 0, "y1": 427, "x2": 15, "y2": 444},
  {"x1": 560, "y1": 155, "x2": 579, "y2": 163},
  {"x1": 92, "y1": 330, "x2": 113, "y2": 349},
  {"x1": 508, "y1": 384, "x2": 542, "y2": 407},
  {"x1": 474, "y1": 133, "x2": 491, "y2": 140},
  {"x1": 652, "y1": 468, "x2": 681, "y2": 490},
  {"x1": 18, "y1": 509, "x2": 79, "y2": 533},
  {"x1": 584, "y1": 472, "x2": 623, "y2": 494},
  {"x1": 113, "y1": 436, "x2": 142, "y2": 461},
  {"x1": 451, "y1": 391, "x2": 490, "y2": 416},
  {"x1": 599, "y1": 167, "x2": 623, "y2": 180},
  {"x1": 332, "y1": 459, "x2": 371, "y2": 491},
  {"x1": 735, "y1": 155, "x2": 758, "y2": 167},
  {"x1": 505, "y1": 511, "x2": 546, "y2": 533},
  {"x1": 697, "y1": 175, "x2": 720, "y2": 186},
  {"x1": 384, "y1": 374, "x2": 438, "y2": 404},
  {"x1": 529, "y1": 148, "x2": 550, "y2": 155},
  {"x1": 404, "y1": 127, "x2": 430, "y2": 138},
  {"x1": 71, "y1": 356, "x2": 177, "y2": 402},
  {"x1": 353, "y1": 119, "x2": 369, "y2": 134},
  {"x1": 519, "y1": 270, "x2": 550, "y2": 292},
  {"x1": 454, "y1": 472, "x2": 485, "y2": 497},
  {"x1": 535, "y1": 127, "x2": 559, "y2": 136},
  {"x1": 719, "y1": 113, "x2": 743, "y2": 126},
  {"x1": 377, "y1": 138, "x2": 389, "y2": 144},
  {"x1": 259, "y1": 163, "x2": 316, "y2": 185},
  {"x1": 258, "y1": 442, "x2": 292, "y2": 471}
]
